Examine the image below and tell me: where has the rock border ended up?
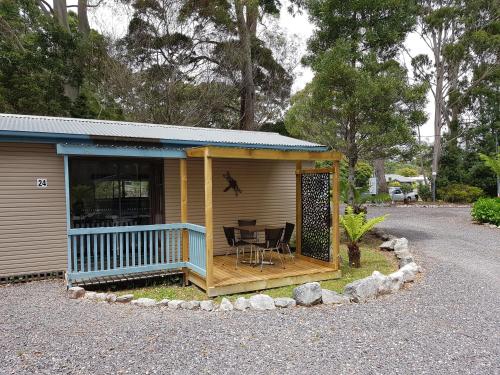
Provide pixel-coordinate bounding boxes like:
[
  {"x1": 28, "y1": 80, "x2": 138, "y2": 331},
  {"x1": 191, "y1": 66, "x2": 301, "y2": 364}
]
[{"x1": 67, "y1": 228, "x2": 422, "y2": 311}]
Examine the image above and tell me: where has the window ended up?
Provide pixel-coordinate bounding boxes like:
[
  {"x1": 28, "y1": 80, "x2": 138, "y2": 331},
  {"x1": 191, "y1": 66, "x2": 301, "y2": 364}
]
[{"x1": 69, "y1": 158, "x2": 164, "y2": 228}]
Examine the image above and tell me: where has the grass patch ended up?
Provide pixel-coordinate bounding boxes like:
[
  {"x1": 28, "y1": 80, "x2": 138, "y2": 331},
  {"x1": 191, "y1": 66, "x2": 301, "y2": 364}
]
[{"x1": 112, "y1": 234, "x2": 397, "y2": 302}]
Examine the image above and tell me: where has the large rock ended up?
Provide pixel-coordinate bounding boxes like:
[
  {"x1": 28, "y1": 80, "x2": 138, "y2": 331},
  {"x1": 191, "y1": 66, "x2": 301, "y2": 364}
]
[
  {"x1": 385, "y1": 270, "x2": 405, "y2": 292},
  {"x1": 343, "y1": 276, "x2": 383, "y2": 302},
  {"x1": 379, "y1": 239, "x2": 397, "y2": 251},
  {"x1": 67, "y1": 286, "x2": 85, "y2": 299},
  {"x1": 399, "y1": 256, "x2": 414, "y2": 268},
  {"x1": 321, "y1": 289, "x2": 350, "y2": 305},
  {"x1": 234, "y1": 297, "x2": 250, "y2": 311},
  {"x1": 131, "y1": 298, "x2": 156, "y2": 307},
  {"x1": 219, "y1": 298, "x2": 233, "y2": 311},
  {"x1": 84, "y1": 291, "x2": 97, "y2": 300},
  {"x1": 200, "y1": 300, "x2": 215, "y2": 311},
  {"x1": 181, "y1": 301, "x2": 200, "y2": 310},
  {"x1": 167, "y1": 300, "x2": 185, "y2": 310},
  {"x1": 156, "y1": 299, "x2": 170, "y2": 306},
  {"x1": 116, "y1": 294, "x2": 134, "y2": 303},
  {"x1": 293, "y1": 282, "x2": 322, "y2": 306},
  {"x1": 105, "y1": 293, "x2": 117, "y2": 303},
  {"x1": 249, "y1": 294, "x2": 275, "y2": 311},
  {"x1": 94, "y1": 293, "x2": 108, "y2": 301},
  {"x1": 399, "y1": 262, "x2": 421, "y2": 282},
  {"x1": 274, "y1": 297, "x2": 296, "y2": 308},
  {"x1": 393, "y1": 238, "x2": 409, "y2": 253},
  {"x1": 372, "y1": 271, "x2": 403, "y2": 295}
]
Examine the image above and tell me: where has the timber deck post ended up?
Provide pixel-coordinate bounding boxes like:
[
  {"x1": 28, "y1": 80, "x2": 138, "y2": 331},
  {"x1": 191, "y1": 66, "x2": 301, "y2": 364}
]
[
  {"x1": 332, "y1": 160, "x2": 341, "y2": 270},
  {"x1": 295, "y1": 161, "x2": 302, "y2": 256},
  {"x1": 180, "y1": 159, "x2": 189, "y2": 285},
  {"x1": 204, "y1": 151, "x2": 214, "y2": 289}
]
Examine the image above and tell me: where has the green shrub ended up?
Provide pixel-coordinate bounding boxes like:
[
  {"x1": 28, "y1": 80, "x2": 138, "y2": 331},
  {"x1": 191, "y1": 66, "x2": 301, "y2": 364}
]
[
  {"x1": 437, "y1": 183, "x2": 484, "y2": 203},
  {"x1": 388, "y1": 180, "x2": 401, "y2": 187},
  {"x1": 396, "y1": 167, "x2": 418, "y2": 177},
  {"x1": 471, "y1": 198, "x2": 500, "y2": 226},
  {"x1": 418, "y1": 184, "x2": 432, "y2": 201}
]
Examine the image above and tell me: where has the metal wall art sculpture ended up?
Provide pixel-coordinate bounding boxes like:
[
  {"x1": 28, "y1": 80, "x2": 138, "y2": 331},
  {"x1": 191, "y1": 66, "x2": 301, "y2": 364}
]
[{"x1": 223, "y1": 171, "x2": 242, "y2": 196}]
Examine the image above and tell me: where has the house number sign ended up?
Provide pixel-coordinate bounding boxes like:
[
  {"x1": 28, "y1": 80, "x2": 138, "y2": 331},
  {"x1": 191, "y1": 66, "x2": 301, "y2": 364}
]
[{"x1": 36, "y1": 178, "x2": 48, "y2": 188}]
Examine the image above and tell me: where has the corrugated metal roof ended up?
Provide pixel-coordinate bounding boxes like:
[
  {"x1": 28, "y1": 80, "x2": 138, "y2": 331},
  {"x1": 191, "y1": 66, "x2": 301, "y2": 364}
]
[{"x1": 0, "y1": 113, "x2": 325, "y2": 150}]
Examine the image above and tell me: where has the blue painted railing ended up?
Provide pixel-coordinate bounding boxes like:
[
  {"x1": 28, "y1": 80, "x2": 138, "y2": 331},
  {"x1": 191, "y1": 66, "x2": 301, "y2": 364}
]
[
  {"x1": 67, "y1": 223, "x2": 206, "y2": 284},
  {"x1": 187, "y1": 229, "x2": 207, "y2": 277}
]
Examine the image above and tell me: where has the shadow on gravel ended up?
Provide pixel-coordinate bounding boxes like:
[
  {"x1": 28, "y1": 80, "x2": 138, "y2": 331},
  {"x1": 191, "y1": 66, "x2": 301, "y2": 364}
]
[{"x1": 383, "y1": 228, "x2": 434, "y2": 242}]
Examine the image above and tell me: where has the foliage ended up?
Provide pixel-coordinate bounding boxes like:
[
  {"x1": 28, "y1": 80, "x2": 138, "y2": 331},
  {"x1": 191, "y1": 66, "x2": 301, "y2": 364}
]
[
  {"x1": 0, "y1": 0, "x2": 123, "y2": 119},
  {"x1": 388, "y1": 181, "x2": 401, "y2": 187},
  {"x1": 353, "y1": 162, "x2": 373, "y2": 189},
  {"x1": 437, "y1": 131, "x2": 499, "y2": 197},
  {"x1": 400, "y1": 183, "x2": 414, "y2": 195},
  {"x1": 437, "y1": 183, "x2": 484, "y2": 203},
  {"x1": 128, "y1": 0, "x2": 293, "y2": 129},
  {"x1": 285, "y1": 0, "x2": 425, "y2": 206},
  {"x1": 471, "y1": 198, "x2": 500, "y2": 226},
  {"x1": 479, "y1": 153, "x2": 500, "y2": 177},
  {"x1": 418, "y1": 184, "x2": 432, "y2": 201},
  {"x1": 340, "y1": 207, "x2": 387, "y2": 244},
  {"x1": 396, "y1": 167, "x2": 419, "y2": 177},
  {"x1": 412, "y1": 0, "x2": 500, "y2": 182}
]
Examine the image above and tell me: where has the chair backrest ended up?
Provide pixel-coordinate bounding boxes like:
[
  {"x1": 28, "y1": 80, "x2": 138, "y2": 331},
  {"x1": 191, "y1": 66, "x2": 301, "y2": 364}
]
[
  {"x1": 238, "y1": 219, "x2": 257, "y2": 240},
  {"x1": 223, "y1": 226, "x2": 236, "y2": 247},
  {"x1": 282, "y1": 222, "x2": 295, "y2": 244},
  {"x1": 265, "y1": 227, "x2": 284, "y2": 248},
  {"x1": 238, "y1": 219, "x2": 256, "y2": 226}
]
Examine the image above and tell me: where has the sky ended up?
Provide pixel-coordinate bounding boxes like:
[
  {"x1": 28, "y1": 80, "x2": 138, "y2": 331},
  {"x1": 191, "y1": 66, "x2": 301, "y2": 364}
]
[{"x1": 78, "y1": 0, "x2": 435, "y2": 139}]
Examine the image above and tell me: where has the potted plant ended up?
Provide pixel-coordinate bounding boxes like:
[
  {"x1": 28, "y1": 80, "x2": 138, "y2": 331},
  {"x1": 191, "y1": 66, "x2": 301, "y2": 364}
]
[{"x1": 340, "y1": 206, "x2": 387, "y2": 267}]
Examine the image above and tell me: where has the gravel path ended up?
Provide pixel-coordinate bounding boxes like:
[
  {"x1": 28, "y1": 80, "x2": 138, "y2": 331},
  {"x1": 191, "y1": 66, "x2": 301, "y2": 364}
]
[{"x1": 0, "y1": 207, "x2": 499, "y2": 375}]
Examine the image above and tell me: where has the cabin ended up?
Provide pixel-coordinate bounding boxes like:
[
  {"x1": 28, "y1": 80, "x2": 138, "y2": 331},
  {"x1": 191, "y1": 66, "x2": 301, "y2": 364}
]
[{"x1": 0, "y1": 113, "x2": 342, "y2": 296}]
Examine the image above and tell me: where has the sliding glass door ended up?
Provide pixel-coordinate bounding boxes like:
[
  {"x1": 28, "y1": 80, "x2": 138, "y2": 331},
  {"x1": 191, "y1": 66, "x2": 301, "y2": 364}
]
[{"x1": 69, "y1": 157, "x2": 164, "y2": 228}]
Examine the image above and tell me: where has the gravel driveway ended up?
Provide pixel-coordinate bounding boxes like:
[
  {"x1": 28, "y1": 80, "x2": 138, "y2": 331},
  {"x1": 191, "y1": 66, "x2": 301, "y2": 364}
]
[{"x1": 1, "y1": 207, "x2": 499, "y2": 375}]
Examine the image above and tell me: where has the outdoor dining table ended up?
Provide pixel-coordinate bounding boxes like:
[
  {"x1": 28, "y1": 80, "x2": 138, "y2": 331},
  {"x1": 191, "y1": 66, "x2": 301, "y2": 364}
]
[{"x1": 234, "y1": 225, "x2": 282, "y2": 265}]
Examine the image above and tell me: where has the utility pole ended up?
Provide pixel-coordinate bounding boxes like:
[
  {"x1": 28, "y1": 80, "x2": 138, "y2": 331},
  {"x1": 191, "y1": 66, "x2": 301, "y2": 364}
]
[
  {"x1": 496, "y1": 131, "x2": 499, "y2": 197},
  {"x1": 432, "y1": 171, "x2": 437, "y2": 202}
]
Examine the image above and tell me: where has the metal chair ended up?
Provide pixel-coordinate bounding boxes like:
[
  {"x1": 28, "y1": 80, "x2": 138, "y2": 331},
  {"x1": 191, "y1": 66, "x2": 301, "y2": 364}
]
[
  {"x1": 279, "y1": 222, "x2": 295, "y2": 263},
  {"x1": 237, "y1": 219, "x2": 258, "y2": 242},
  {"x1": 223, "y1": 226, "x2": 250, "y2": 269},
  {"x1": 256, "y1": 227, "x2": 285, "y2": 271},
  {"x1": 237, "y1": 219, "x2": 258, "y2": 264}
]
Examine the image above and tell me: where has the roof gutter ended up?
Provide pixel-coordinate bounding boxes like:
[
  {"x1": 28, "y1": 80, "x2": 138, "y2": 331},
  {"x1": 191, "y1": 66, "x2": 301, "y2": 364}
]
[{"x1": 0, "y1": 130, "x2": 329, "y2": 152}]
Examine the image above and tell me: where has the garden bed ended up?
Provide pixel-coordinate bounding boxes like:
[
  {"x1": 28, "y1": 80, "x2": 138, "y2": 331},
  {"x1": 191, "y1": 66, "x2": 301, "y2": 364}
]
[{"x1": 95, "y1": 235, "x2": 397, "y2": 302}]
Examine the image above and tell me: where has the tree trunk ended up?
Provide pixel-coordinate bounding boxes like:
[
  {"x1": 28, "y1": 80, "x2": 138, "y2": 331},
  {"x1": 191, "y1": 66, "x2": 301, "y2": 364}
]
[
  {"x1": 431, "y1": 60, "x2": 444, "y2": 184},
  {"x1": 416, "y1": 123, "x2": 427, "y2": 184},
  {"x1": 347, "y1": 243, "x2": 361, "y2": 268},
  {"x1": 53, "y1": 0, "x2": 69, "y2": 31},
  {"x1": 347, "y1": 155, "x2": 357, "y2": 207},
  {"x1": 429, "y1": 26, "x2": 444, "y2": 196},
  {"x1": 78, "y1": 0, "x2": 91, "y2": 35},
  {"x1": 235, "y1": 0, "x2": 256, "y2": 130},
  {"x1": 446, "y1": 54, "x2": 461, "y2": 150},
  {"x1": 373, "y1": 158, "x2": 388, "y2": 194}
]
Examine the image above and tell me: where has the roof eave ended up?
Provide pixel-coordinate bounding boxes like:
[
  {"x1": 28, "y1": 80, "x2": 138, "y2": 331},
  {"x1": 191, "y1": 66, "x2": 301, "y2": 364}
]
[{"x1": 0, "y1": 130, "x2": 328, "y2": 152}]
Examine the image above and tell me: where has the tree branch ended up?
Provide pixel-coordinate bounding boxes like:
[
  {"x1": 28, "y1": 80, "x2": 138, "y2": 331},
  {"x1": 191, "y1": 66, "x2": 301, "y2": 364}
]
[{"x1": 66, "y1": 0, "x2": 104, "y2": 8}]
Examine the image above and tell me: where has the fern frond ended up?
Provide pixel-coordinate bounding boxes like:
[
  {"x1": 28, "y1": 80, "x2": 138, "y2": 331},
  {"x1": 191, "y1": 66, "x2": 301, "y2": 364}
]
[{"x1": 340, "y1": 206, "x2": 387, "y2": 243}]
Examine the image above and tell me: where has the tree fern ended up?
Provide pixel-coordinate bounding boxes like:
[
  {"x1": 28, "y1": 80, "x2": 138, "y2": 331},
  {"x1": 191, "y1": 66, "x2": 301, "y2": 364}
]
[{"x1": 340, "y1": 206, "x2": 387, "y2": 244}]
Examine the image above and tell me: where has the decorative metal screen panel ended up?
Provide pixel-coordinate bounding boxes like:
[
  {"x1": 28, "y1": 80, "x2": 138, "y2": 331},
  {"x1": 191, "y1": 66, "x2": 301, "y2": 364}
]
[{"x1": 301, "y1": 173, "x2": 331, "y2": 262}]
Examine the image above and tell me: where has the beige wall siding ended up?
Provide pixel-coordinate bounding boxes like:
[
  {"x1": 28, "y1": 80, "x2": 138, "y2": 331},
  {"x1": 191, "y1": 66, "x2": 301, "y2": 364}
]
[
  {"x1": 0, "y1": 143, "x2": 67, "y2": 276},
  {"x1": 165, "y1": 158, "x2": 299, "y2": 255}
]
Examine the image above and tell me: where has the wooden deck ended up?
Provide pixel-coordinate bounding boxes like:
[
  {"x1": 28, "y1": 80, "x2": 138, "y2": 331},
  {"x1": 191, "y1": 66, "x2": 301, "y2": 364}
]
[{"x1": 189, "y1": 253, "x2": 341, "y2": 297}]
